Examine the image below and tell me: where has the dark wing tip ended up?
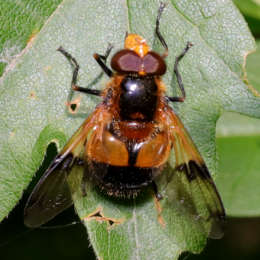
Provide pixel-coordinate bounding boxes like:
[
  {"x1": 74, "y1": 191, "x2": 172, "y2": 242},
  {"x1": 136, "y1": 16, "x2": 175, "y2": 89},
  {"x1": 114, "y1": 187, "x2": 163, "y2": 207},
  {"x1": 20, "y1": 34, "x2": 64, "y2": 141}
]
[
  {"x1": 24, "y1": 206, "x2": 44, "y2": 228},
  {"x1": 175, "y1": 160, "x2": 225, "y2": 238},
  {"x1": 24, "y1": 193, "x2": 73, "y2": 228}
]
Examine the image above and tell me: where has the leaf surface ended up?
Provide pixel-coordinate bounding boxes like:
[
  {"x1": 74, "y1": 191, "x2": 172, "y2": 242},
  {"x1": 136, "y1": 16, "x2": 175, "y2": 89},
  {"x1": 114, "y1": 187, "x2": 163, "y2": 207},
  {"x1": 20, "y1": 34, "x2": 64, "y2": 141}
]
[
  {"x1": 0, "y1": 0, "x2": 258, "y2": 259},
  {"x1": 0, "y1": 0, "x2": 62, "y2": 76}
]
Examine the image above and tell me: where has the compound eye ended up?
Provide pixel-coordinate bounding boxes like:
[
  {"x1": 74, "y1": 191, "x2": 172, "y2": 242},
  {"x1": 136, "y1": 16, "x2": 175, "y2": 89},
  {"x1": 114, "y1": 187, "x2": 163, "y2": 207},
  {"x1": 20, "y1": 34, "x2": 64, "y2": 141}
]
[
  {"x1": 111, "y1": 50, "x2": 141, "y2": 73},
  {"x1": 143, "y1": 52, "x2": 166, "y2": 75}
]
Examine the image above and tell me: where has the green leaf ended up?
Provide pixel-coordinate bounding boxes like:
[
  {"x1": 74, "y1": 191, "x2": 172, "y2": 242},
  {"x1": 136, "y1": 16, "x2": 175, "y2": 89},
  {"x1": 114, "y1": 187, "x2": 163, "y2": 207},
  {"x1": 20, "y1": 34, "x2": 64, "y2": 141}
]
[
  {"x1": 216, "y1": 134, "x2": 260, "y2": 217},
  {"x1": 216, "y1": 40, "x2": 260, "y2": 217},
  {"x1": 233, "y1": 0, "x2": 260, "y2": 20},
  {"x1": 0, "y1": 0, "x2": 258, "y2": 259},
  {"x1": 0, "y1": 0, "x2": 62, "y2": 76},
  {"x1": 233, "y1": 0, "x2": 260, "y2": 35}
]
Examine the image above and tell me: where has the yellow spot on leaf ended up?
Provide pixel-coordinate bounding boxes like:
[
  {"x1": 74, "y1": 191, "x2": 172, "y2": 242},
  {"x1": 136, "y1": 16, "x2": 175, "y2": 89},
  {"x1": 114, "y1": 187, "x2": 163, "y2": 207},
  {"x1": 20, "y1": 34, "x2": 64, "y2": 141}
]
[
  {"x1": 29, "y1": 91, "x2": 37, "y2": 99},
  {"x1": 44, "y1": 65, "x2": 52, "y2": 73},
  {"x1": 9, "y1": 131, "x2": 15, "y2": 139},
  {"x1": 27, "y1": 29, "x2": 39, "y2": 45}
]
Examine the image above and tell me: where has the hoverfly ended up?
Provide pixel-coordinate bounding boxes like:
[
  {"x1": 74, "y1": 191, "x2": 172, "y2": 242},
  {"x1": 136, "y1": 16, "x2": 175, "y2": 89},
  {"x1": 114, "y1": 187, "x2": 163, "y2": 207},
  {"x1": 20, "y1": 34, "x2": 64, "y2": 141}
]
[{"x1": 24, "y1": 3, "x2": 225, "y2": 236}]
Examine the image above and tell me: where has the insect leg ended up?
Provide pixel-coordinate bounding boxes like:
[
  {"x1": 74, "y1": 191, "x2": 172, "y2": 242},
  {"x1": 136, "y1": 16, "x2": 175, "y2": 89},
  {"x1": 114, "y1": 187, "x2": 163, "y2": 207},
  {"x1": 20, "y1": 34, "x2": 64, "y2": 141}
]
[
  {"x1": 57, "y1": 46, "x2": 101, "y2": 96},
  {"x1": 93, "y1": 43, "x2": 113, "y2": 78},
  {"x1": 166, "y1": 42, "x2": 193, "y2": 103},
  {"x1": 155, "y1": 2, "x2": 168, "y2": 58},
  {"x1": 81, "y1": 167, "x2": 91, "y2": 197},
  {"x1": 96, "y1": 43, "x2": 113, "y2": 63},
  {"x1": 152, "y1": 181, "x2": 163, "y2": 200}
]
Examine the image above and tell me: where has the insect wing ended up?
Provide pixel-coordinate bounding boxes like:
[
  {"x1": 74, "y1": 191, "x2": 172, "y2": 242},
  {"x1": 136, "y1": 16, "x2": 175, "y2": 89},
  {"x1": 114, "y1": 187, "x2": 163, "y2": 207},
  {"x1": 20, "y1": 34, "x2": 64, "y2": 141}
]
[
  {"x1": 24, "y1": 157, "x2": 74, "y2": 228},
  {"x1": 24, "y1": 108, "x2": 102, "y2": 228},
  {"x1": 165, "y1": 107, "x2": 225, "y2": 238}
]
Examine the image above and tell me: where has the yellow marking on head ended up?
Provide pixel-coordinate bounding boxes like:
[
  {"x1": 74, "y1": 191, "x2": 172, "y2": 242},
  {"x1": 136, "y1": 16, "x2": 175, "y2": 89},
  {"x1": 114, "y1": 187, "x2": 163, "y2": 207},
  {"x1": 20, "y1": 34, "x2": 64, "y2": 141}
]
[
  {"x1": 138, "y1": 70, "x2": 146, "y2": 76},
  {"x1": 124, "y1": 34, "x2": 150, "y2": 57}
]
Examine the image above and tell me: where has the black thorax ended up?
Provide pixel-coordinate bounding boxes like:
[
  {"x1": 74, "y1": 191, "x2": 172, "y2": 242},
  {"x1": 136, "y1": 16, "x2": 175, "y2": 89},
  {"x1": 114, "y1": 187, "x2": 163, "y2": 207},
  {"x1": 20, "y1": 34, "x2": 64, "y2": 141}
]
[{"x1": 119, "y1": 75, "x2": 158, "y2": 121}]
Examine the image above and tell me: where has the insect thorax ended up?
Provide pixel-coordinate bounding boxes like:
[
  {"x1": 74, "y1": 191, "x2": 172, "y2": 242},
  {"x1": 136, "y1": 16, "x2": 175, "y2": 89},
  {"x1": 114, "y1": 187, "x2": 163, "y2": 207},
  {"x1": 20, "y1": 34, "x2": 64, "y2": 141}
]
[{"x1": 119, "y1": 75, "x2": 158, "y2": 122}]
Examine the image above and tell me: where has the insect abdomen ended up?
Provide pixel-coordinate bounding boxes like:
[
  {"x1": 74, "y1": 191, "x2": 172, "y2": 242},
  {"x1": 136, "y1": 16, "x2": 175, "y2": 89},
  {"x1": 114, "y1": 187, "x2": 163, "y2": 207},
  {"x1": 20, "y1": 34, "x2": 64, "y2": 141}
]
[
  {"x1": 88, "y1": 161, "x2": 161, "y2": 197},
  {"x1": 86, "y1": 118, "x2": 171, "y2": 197}
]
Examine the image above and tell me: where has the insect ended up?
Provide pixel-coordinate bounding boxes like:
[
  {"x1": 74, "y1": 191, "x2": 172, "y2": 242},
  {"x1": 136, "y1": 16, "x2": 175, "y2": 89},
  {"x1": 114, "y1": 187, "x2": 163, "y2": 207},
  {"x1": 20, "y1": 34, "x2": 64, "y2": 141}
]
[{"x1": 24, "y1": 3, "x2": 225, "y2": 236}]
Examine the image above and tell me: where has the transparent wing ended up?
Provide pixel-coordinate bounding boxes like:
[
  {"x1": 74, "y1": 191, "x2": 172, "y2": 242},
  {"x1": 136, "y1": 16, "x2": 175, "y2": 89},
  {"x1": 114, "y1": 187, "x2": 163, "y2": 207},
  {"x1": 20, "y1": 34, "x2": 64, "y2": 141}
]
[
  {"x1": 24, "y1": 107, "x2": 103, "y2": 228},
  {"x1": 24, "y1": 156, "x2": 74, "y2": 228},
  {"x1": 165, "y1": 106, "x2": 225, "y2": 239}
]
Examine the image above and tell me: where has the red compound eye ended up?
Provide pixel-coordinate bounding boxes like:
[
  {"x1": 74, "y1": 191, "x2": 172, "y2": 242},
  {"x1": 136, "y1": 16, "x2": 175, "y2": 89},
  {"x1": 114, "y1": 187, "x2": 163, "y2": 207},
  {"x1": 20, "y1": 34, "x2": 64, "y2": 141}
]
[{"x1": 111, "y1": 50, "x2": 141, "y2": 73}]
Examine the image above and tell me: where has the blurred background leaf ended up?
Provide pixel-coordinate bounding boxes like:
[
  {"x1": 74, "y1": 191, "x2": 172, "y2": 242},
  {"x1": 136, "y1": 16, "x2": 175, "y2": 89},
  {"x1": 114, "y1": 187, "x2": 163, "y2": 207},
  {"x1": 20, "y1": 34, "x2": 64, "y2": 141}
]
[
  {"x1": 233, "y1": 0, "x2": 260, "y2": 36},
  {"x1": 215, "y1": 37, "x2": 260, "y2": 217}
]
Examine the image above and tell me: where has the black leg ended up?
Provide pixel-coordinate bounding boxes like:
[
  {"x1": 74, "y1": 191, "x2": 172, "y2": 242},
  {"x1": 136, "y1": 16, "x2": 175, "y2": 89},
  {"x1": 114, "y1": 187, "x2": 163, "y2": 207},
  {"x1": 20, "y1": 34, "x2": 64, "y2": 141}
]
[
  {"x1": 96, "y1": 43, "x2": 113, "y2": 63},
  {"x1": 167, "y1": 41, "x2": 193, "y2": 103},
  {"x1": 57, "y1": 45, "x2": 112, "y2": 96},
  {"x1": 93, "y1": 43, "x2": 113, "y2": 78},
  {"x1": 124, "y1": 31, "x2": 129, "y2": 41},
  {"x1": 152, "y1": 181, "x2": 163, "y2": 201},
  {"x1": 155, "y1": 2, "x2": 168, "y2": 58},
  {"x1": 57, "y1": 46, "x2": 101, "y2": 96}
]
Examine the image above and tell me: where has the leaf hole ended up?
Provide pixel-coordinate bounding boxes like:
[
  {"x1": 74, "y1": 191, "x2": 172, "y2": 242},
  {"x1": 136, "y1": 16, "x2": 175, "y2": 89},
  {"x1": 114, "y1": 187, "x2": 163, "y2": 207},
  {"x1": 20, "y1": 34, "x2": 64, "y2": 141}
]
[
  {"x1": 83, "y1": 208, "x2": 125, "y2": 229},
  {"x1": 90, "y1": 210, "x2": 103, "y2": 218},
  {"x1": 108, "y1": 219, "x2": 114, "y2": 226},
  {"x1": 70, "y1": 103, "x2": 77, "y2": 111},
  {"x1": 66, "y1": 96, "x2": 81, "y2": 114}
]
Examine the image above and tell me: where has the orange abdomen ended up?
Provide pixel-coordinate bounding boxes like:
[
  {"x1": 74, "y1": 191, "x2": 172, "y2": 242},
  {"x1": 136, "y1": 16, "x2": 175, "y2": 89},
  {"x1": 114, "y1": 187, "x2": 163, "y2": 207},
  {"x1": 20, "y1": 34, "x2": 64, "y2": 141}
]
[{"x1": 86, "y1": 119, "x2": 171, "y2": 168}]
